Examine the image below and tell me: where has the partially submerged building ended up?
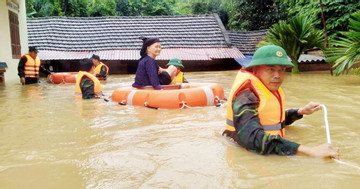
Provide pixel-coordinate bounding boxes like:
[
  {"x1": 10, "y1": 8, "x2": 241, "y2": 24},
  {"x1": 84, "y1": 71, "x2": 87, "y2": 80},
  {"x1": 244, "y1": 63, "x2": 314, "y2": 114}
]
[
  {"x1": 27, "y1": 14, "x2": 244, "y2": 74},
  {"x1": 228, "y1": 29, "x2": 331, "y2": 72}
]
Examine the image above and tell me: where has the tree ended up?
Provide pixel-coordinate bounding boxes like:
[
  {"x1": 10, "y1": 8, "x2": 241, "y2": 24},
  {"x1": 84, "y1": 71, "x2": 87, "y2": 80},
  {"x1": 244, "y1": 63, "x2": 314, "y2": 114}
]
[
  {"x1": 325, "y1": 10, "x2": 360, "y2": 75},
  {"x1": 115, "y1": 0, "x2": 131, "y2": 16},
  {"x1": 224, "y1": 0, "x2": 288, "y2": 31},
  {"x1": 260, "y1": 15, "x2": 324, "y2": 74},
  {"x1": 143, "y1": 0, "x2": 175, "y2": 16},
  {"x1": 61, "y1": 0, "x2": 89, "y2": 17},
  {"x1": 319, "y1": 0, "x2": 328, "y2": 48},
  {"x1": 87, "y1": 0, "x2": 116, "y2": 16},
  {"x1": 32, "y1": 0, "x2": 63, "y2": 17},
  {"x1": 26, "y1": 0, "x2": 37, "y2": 17},
  {"x1": 284, "y1": 0, "x2": 360, "y2": 38}
]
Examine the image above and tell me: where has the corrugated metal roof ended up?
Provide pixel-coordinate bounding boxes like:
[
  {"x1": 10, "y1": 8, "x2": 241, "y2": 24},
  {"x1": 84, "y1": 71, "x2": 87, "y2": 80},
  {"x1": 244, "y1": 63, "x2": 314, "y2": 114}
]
[
  {"x1": 38, "y1": 47, "x2": 244, "y2": 61},
  {"x1": 299, "y1": 54, "x2": 325, "y2": 63}
]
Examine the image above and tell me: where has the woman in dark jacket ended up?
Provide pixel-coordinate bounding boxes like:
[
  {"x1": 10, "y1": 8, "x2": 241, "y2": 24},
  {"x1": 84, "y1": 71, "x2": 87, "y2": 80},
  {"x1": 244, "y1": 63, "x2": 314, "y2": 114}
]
[{"x1": 132, "y1": 37, "x2": 177, "y2": 90}]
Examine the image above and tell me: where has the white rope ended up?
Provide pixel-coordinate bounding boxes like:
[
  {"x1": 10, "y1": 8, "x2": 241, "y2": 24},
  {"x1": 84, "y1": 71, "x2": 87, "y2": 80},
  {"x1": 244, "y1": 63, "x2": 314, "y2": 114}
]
[
  {"x1": 320, "y1": 104, "x2": 360, "y2": 170},
  {"x1": 180, "y1": 101, "x2": 191, "y2": 109},
  {"x1": 320, "y1": 104, "x2": 331, "y2": 144},
  {"x1": 215, "y1": 96, "x2": 222, "y2": 107}
]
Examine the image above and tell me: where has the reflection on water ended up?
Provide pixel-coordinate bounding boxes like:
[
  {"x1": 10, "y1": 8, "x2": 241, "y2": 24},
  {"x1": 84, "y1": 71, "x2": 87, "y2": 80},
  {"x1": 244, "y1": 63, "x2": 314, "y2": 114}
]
[{"x1": 0, "y1": 71, "x2": 360, "y2": 188}]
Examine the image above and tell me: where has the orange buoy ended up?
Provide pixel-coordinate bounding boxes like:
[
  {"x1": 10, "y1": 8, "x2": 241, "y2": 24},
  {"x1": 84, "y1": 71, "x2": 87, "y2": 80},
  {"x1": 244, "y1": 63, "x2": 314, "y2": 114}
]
[
  {"x1": 111, "y1": 83, "x2": 225, "y2": 109},
  {"x1": 48, "y1": 72, "x2": 78, "y2": 84}
]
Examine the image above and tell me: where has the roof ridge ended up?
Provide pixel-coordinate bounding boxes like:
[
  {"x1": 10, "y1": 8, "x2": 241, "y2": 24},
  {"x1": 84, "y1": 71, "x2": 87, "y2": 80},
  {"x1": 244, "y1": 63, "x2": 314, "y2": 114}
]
[{"x1": 27, "y1": 14, "x2": 216, "y2": 20}]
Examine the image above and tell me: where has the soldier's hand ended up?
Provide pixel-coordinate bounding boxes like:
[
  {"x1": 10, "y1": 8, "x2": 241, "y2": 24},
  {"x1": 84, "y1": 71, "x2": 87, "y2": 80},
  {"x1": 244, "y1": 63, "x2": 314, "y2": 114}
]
[
  {"x1": 20, "y1": 77, "x2": 25, "y2": 85},
  {"x1": 298, "y1": 101, "x2": 322, "y2": 115},
  {"x1": 297, "y1": 143, "x2": 339, "y2": 159}
]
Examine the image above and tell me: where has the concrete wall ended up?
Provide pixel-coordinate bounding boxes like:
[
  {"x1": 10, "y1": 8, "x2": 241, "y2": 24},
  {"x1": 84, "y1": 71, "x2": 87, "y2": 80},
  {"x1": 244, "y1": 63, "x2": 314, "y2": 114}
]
[{"x1": 1, "y1": 0, "x2": 28, "y2": 83}]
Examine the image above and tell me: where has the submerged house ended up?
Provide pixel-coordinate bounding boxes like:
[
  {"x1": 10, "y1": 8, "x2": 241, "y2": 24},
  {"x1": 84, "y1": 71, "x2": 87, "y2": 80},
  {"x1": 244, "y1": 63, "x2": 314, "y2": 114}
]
[
  {"x1": 227, "y1": 29, "x2": 267, "y2": 68},
  {"x1": 228, "y1": 29, "x2": 331, "y2": 71},
  {"x1": 27, "y1": 14, "x2": 244, "y2": 74}
]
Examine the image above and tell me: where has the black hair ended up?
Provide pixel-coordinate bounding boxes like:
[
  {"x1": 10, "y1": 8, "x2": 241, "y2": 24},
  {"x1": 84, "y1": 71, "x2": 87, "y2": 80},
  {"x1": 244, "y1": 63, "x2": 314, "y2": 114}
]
[
  {"x1": 91, "y1": 54, "x2": 100, "y2": 61},
  {"x1": 139, "y1": 37, "x2": 160, "y2": 59},
  {"x1": 29, "y1": 46, "x2": 38, "y2": 53},
  {"x1": 79, "y1": 58, "x2": 94, "y2": 71}
]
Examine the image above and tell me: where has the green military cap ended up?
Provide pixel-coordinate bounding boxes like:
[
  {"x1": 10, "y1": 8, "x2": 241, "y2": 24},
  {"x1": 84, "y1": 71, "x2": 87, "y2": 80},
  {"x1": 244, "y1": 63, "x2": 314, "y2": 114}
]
[
  {"x1": 166, "y1": 58, "x2": 184, "y2": 68},
  {"x1": 246, "y1": 45, "x2": 294, "y2": 69}
]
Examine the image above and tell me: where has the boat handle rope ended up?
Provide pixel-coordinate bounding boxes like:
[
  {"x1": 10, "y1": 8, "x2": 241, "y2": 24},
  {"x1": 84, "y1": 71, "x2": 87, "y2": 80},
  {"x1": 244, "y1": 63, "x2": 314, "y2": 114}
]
[
  {"x1": 119, "y1": 100, "x2": 126, "y2": 105},
  {"x1": 320, "y1": 104, "x2": 360, "y2": 170},
  {"x1": 180, "y1": 101, "x2": 191, "y2": 109},
  {"x1": 215, "y1": 96, "x2": 227, "y2": 107},
  {"x1": 144, "y1": 101, "x2": 158, "y2": 110}
]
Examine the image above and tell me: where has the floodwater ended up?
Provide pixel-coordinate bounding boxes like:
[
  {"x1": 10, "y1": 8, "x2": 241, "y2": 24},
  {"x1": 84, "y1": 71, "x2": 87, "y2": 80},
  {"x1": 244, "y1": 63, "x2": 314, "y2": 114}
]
[{"x1": 1, "y1": 71, "x2": 360, "y2": 188}]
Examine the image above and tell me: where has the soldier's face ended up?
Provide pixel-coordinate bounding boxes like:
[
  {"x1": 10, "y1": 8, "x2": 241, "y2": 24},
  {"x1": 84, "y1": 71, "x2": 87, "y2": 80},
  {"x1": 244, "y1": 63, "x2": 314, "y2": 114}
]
[{"x1": 254, "y1": 65, "x2": 286, "y2": 92}]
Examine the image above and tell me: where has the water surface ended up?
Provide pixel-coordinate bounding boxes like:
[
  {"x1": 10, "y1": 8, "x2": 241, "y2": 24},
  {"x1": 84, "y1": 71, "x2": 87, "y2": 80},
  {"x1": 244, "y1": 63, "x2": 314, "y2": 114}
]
[{"x1": 0, "y1": 71, "x2": 359, "y2": 188}]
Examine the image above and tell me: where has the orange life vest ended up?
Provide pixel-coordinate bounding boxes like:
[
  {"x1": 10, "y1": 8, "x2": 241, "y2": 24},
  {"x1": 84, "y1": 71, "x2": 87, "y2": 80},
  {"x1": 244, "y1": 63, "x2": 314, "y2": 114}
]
[
  {"x1": 169, "y1": 71, "x2": 184, "y2": 85},
  {"x1": 23, "y1": 54, "x2": 41, "y2": 78},
  {"x1": 75, "y1": 71, "x2": 102, "y2": 99},
  {"x1": 94, "y1": 62, "x2": 109, "y2": 75},
  {"x1": 225, "y1": 69, "x2": 286, "y2": 137}
]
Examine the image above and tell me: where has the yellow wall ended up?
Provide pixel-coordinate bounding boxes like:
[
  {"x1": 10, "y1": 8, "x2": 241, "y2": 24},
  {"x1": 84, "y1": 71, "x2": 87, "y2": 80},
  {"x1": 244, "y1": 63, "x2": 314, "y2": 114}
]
[{"x1": 1, "y1": 0, "x2": 28, "y2": 83}]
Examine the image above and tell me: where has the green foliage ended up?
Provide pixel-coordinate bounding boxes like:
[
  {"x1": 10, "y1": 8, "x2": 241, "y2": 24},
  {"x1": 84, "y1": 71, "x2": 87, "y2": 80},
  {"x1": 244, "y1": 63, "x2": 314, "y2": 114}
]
[
  {"x1": 260, "y1": 15, "x2": 324, "y2": 74},
  {"x1": 26, "y1": 0, "x2": 37, "y2": 17},
  {"x1": 143, "y1": 0, "x2": 175, "y2": 16},
  {"x1": 284, "y1": 0, "x2": 360, "y2": 38},
  {"x1": 224, "y1": 0, "x2": 288, "y2": 31},
  {"x1": 61, "y1": 0, "x2": 89, "y2": 17},
  {"x1": 325, "y1": 10, "x2": 360, "y2": 75},
  {"x1": 115, "y1": 0, "x2": 132, "y2": 16},
  {"x1": 87, "y1": 0, "x2": 116, "y2": 17}
]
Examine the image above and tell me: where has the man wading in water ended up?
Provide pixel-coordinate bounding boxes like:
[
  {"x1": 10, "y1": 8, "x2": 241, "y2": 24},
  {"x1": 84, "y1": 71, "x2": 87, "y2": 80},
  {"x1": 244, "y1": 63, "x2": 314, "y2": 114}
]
[{"x1": 223, "y1": 45, "x2": 339, "y2": 158}]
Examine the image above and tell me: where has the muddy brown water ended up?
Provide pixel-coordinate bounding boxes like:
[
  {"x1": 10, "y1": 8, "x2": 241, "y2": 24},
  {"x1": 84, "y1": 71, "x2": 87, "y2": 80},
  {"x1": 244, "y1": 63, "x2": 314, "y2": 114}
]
[{"x1": 1, "y1": 71, "x2": 359, "y2": 188}]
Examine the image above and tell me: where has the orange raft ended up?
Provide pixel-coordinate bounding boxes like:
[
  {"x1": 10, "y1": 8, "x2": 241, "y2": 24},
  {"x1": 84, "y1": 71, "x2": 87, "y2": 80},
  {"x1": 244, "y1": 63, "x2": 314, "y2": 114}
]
[
  {"x1": 111, "y1": 83, "x2": 225, "y2": 109},
  {"x1": 48, "y1": 72, "x2": 78, "y2": 84}
]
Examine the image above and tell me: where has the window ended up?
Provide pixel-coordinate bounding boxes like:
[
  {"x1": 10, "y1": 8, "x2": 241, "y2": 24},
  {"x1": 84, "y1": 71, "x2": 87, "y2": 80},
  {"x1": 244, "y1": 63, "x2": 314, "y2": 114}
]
[{"x1": 8, "y1": 10, "x2": 21, "y2": 59}]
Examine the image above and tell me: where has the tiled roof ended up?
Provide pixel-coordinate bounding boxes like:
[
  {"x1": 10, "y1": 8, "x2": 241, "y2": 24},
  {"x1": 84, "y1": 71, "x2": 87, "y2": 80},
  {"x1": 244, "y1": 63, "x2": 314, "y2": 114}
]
[
  {"x1": 27, "y1": 14, "x2": 232, "y2": 51},
  {"x1": 38, "y1": 47, "x2": 244, "y2": 60},
  {"x1": 228, "y1": 30, "x2": 267, "y2": 55}
]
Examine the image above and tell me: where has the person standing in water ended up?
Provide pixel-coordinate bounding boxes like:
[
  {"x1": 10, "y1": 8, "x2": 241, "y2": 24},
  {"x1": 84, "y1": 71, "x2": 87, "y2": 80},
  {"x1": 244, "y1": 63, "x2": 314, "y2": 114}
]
[
  {"x1": 91, "y1": 54, "x2": 109, "y2": 80},
  {"x1": 223, "y1": 44, "x2": 339, "y2": 158},
  {"x1": 75, "y1": 58, "x2": 103, "y2": 99},
  {"x1": 17, "y1": 46, "x2": 51, "y2": 85}
]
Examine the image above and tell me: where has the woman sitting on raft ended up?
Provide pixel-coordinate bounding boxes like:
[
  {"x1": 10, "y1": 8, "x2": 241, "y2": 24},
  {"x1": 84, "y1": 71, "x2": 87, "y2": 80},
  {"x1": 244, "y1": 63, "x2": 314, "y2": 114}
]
[{"x1": 132, "y1": 37, "x2": 177, "y2": 90}]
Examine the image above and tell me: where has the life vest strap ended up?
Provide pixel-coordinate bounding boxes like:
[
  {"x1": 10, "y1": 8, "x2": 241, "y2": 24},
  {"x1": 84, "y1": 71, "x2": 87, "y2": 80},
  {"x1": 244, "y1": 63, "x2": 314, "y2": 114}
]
[
  {"x1": 263, "y1": 122, "x2": 285, "y2": 131},
  {"x1": 226, "y1": 119, "x2": 284, "y2": 131},
  {"x1": 226, "y1": 119, "x2": 234, "y2": 126}
]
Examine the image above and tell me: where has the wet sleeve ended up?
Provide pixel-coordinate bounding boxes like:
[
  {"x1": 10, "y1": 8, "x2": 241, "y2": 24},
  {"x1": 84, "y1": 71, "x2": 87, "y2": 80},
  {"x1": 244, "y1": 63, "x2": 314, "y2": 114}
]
[
  {"x1": 232, "y1": 89, "x2": 300, "y2": 155},
  {"x1": 80, "y1": 77, "x2": 96, "y2": 99},
  {"x1": 17, "y1": 57, "x2": 27, "y2": 78},
  {"x1": 285, "y1": 108, "x2": 303, "y2": 126},
  {"x1": 40, "y1": 65, "x2": 51, "y2": 75},
  {"x1": 145, "y1": 60, "x2": 161, "y2": 90},
  {"x1": 95, "y1": 65, "x2": 107, "y2": 79}
]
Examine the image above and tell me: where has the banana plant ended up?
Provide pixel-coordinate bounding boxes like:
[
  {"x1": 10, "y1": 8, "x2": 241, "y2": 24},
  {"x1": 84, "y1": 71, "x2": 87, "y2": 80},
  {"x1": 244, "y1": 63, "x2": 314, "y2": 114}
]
[
  {"x1": 325, "y1": 10, "x2": 360, "y2": 76},
  {"x1": 260, "y1": 15, "x2": 324, "y2": 74}
]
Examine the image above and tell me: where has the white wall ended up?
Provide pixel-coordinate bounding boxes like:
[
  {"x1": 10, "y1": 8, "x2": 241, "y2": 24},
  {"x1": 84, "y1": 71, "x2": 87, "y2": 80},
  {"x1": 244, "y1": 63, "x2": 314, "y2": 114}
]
[{"x1": 1, "y1": 0, "x2": 28, "y2": 83}]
